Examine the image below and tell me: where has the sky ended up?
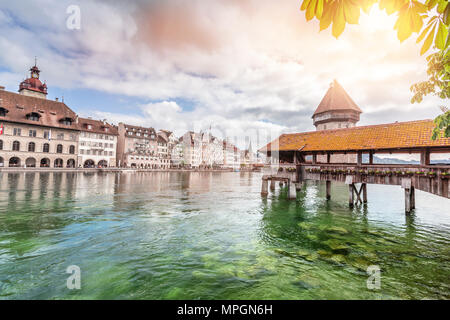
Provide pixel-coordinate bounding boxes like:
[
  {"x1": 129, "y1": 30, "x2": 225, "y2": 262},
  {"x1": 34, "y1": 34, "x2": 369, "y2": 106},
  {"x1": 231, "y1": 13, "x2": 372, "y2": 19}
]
[{"x1": 0, "y1": 0, "x2": 446, "y2": 150}]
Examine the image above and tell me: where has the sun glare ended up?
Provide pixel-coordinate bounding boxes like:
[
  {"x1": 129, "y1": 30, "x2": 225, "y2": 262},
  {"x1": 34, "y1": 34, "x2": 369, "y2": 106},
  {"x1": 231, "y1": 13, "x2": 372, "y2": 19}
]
[{"x1": 359, "y1": 6, "x2": 397, "y2": 32}]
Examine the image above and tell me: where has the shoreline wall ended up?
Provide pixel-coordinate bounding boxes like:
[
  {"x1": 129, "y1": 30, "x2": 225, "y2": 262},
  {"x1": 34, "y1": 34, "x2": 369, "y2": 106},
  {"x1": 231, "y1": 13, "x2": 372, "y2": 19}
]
[{"x1": 0, "y1": 167, "x2": 248, "y2": 174}]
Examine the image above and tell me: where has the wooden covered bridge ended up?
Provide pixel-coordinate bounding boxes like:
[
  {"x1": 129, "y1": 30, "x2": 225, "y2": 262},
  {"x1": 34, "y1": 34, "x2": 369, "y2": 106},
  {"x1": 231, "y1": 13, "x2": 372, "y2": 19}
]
[{"x1": 259, "y1": 119, "x2": 450, "y2": 213}]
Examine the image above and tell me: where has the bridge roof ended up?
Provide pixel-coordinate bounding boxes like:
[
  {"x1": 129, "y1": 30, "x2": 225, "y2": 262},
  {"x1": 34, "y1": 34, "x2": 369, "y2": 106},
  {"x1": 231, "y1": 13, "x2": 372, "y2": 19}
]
[{"x1": 259, "y1": 120, "x2": 450, "y2": 153}]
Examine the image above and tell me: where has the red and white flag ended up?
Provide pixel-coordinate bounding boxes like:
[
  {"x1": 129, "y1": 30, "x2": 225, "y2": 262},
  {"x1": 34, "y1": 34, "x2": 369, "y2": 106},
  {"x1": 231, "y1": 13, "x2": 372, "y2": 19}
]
[{"x1": 0, "y1": 124, "x2": 3, "y2": 135}]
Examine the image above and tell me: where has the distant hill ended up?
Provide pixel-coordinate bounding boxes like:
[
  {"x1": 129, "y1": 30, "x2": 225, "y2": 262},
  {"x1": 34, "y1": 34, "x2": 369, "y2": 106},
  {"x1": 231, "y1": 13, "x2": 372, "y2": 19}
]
[{"x1": 363, "y1": 154, "x2": 450, "y2": 165}]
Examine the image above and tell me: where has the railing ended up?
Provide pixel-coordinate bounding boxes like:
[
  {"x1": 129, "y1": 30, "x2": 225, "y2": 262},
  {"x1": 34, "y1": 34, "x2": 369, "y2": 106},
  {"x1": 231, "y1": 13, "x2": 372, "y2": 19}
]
[{"x1": 299, "y1": 163, "x2": 449, "y2": 198}]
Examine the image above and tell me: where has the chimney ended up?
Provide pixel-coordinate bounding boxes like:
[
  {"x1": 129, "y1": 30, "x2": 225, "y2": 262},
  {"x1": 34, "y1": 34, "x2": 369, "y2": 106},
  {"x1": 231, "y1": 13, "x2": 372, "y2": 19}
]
[
  {"x1": 0, "y1": 86, "x2": 5, "y2": 91},
  {"x1": 55, "y1": 97, "x2": 59, "y2": 102}
]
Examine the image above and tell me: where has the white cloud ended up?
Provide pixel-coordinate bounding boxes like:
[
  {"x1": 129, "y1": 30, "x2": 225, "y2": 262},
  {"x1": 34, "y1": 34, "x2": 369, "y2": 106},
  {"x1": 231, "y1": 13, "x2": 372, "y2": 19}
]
[{"x1": 0, "y1": 0, "x2": 444, "y2": 149}]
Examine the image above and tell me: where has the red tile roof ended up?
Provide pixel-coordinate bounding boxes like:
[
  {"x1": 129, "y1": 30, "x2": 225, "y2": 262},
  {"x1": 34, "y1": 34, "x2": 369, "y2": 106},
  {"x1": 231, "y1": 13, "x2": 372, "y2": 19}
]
[
  {"x1": 313, "y1": 80, "x2": 362, "y2": 116},
  {"x1": 0, "y1": 90, "x2": 78, "y2": 130},
  {"x1": 259, "y1": 120, "x2": 450, "y2": 153},
  {"x1": 78, "y1": 117, "x2": 118, "y2": 135}
]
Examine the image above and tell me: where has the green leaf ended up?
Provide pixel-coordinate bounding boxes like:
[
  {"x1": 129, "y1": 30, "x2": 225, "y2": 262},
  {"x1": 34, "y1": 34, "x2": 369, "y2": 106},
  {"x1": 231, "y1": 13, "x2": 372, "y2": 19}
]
[
  {"x1": 425, "y1": 0, "x2": 439, "y2": 9},
  {"x1": 417, "y1": 20, "x2": 434, "y2": 43},
  {"x1": 332, "y1": 1, "x2": 346, "y2": 38},
  {"x1": 421, "y1": 24, "x2": 436, "y2": 55},
  {"x1": 444, "y1": 3, "x2": 450, "y2": 25},
  {"x1": 437, "y1": 0, "x2": 448, "y2": 14},
  {"x1": 435, "y1": 22, "x2": 449, "y2": 49}
]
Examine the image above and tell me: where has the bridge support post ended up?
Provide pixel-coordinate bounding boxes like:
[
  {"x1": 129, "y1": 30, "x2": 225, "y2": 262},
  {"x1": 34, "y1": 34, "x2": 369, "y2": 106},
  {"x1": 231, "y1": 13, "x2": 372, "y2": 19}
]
[
  {"x1": 270, "y1": 180, "x2": 276, "y2": 192},
  {"x1": 288, "y1": 180, "x2": 297, "y2": 199},
  {"x1": 261, "y1": 178, "x2": 268, "y2": 197},
  {"x1": 295, "y1": 182, "x2": 302, "y2": 191},
  {"x1": 405, "y1": 188, "x2": 412, "y2": 214},
  {"x1": 362, "y1": 183, "x2": 367, "y2": 203},
  {"x1": 349, "y1": 184, "x2": 354, "y2": 208},
  {"x1": 279, "y1": 181, "x2": 283, "y2": 188},
  {"x1": 402, "y1": 178, "x2": 414, "y2": 214},
  {"x1": 326, "y1": 180, "x2": 331, "y2": 200}
]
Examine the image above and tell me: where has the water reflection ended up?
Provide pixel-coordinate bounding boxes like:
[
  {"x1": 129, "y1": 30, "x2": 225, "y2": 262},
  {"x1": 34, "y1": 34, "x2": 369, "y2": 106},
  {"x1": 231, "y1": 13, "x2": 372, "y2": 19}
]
[{"x1": 0, "y1": 172, "x2": 448, "y2": 299}]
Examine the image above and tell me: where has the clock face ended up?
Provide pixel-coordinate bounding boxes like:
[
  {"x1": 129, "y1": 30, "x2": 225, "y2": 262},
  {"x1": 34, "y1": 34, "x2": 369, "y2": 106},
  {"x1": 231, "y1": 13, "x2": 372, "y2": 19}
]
[{"x1": 32, "y1": 72, "x2": 38, "y2": 79}]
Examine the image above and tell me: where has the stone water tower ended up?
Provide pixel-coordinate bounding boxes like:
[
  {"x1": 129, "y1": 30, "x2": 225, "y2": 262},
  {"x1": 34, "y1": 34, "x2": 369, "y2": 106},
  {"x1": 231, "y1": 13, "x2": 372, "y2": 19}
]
[{"x1": 312, "y1": 80, "x2": 362, "y2": 131}]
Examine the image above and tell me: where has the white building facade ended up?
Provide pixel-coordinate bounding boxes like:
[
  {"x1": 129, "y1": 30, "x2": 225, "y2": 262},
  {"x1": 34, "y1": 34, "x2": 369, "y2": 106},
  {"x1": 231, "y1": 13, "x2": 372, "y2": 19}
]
[{"x1": 78, "y1": 118, "x2": 118, "y2": 167}]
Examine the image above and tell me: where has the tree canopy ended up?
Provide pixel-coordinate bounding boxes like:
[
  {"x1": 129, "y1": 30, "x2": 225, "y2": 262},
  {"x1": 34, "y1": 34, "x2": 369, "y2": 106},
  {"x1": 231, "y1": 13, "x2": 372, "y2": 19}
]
[{"x1": 300, "y1": 0, "x2": 449, "y2": 139}]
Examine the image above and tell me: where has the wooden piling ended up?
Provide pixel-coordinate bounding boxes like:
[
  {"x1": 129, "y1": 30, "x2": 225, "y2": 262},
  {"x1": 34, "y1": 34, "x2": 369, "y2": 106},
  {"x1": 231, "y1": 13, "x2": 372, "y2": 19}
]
[
  {"x1": 362, "y1": 183, "x2": 367, "y2": 203},
  {"x1": 349, "y1": 183, "x2": 354, "y2": 208},
  {"x1": 288, "y1": 181, "x2": 297, "y2": 199},
  {"x1": 326, "y1": 180, "x2": 331, "y2": 200},
  {"x1": 405, "y1": 188, "x2": 411, "y2": 214},
  {"x1": 270, "y1": 180, "x2": 276, "y2": 191},
  {"x1": 410, "y1": 186, "x2": 415, "y2": 210},
  {"x1": 261, "y1": 179, "x2": 268, "y2": 197}
]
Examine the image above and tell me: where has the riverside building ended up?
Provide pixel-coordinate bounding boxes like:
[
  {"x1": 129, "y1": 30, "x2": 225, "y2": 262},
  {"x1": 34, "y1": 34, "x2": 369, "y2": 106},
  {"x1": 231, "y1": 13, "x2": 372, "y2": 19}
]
[
  {"x1": 116, "y1": 123, "x2": 159, "y2": 168},
  {"x1": 78, "y1": 117, "x2": 118, "y2": 167},
  {"x1": 0, "y1": 64, "x2": 79, "y2": 168}
]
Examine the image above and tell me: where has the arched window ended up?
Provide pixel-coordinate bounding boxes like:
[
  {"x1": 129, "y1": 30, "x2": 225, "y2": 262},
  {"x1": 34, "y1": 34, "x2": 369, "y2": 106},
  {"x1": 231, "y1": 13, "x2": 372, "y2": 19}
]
[
  {"x1": 12, "y1": 141, "x2": 20, "y2": 151},
  {"x1": 69, "y1": 145, "x2": 75, "y2": 154},
  {"x1": 56, "y1": 144, "x2": 63, "y2": 153},
  {"x1": 54, "y1": 158, "x2": 63, "y2": 168},
  {"x1": 43, "y1": 143, "x2": 50, "y2": 153},
  {"x1": 28, "y1": 142, "x2": 35, "y2": 152},
  {"x1": 0, "y1": 140, "x2": 3, "y2": 150}
]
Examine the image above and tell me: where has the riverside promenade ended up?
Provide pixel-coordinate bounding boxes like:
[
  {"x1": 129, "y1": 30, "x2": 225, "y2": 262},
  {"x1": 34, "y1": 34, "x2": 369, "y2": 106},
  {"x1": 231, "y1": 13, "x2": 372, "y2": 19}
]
[{"x1": 0, "y1": 167, "x2": 236, "y2": 174}]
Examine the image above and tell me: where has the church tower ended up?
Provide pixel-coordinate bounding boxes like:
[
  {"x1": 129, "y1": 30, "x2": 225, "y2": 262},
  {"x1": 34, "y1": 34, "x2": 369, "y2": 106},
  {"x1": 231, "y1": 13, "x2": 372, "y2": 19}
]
[
  {"x1": 18, "y1": 61, "x2": 48, "y2": 99},
  {"x1": 312, "y1": 80, "x2": 362, "y2": 131}
]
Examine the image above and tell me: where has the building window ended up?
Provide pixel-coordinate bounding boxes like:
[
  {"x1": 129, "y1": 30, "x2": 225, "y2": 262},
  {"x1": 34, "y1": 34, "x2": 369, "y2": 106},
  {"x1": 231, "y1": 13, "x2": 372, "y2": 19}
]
[
  {"x1": 109, "y1": 151, "x2": 113, "y2": 156},
  {"x1": 87, "y1": 124, "x2": 92, "y2": 130},
  {"x1": 29, "y1": 130, "x2": 37, "y2": 137},
  {"x1": 0, "y1": 107, "x2": 8, "y2": 117},
  {"x1": 28, "y1": 142, "x2": 35, "y2": 152},
  {"x1": 12, "y1": 141, "x2": 20, "y2": 151},
  {"x1": 26, "y1": 112, "x2": 40, "y2": 121},
  {"x1": 13, "y1": 128, "x2": 21, "y2": 136},
  {"x1": 61, "y1": 118, "x2": 72, "y2": 125},
  {"x1": 0, "y1": 140, "x2": 2, "y2": 150},
  {"x1": 69, "y1": 145, "x2": 75, "y2": 154},
  {"x1": 57, "y1": 133, "x2": 64, "y2": 140},
  {"x1": 80, "y1": 149, "x2": 84, "y2": 154},
  {"x1": 43, "y1": 131, "x2": 49, "y2": 139},
  {"x1": 43, "y1": 143, "x2": 50, "y2": 153},
  {"x1": 86, "y1": 150, "x2": 90, "y2": 155},
  {"x1": 70, "y1": 134, "x2": 76, "y2": 141},
  {"x1": 56, "y1": 144, "x2": 63, "y2": 153}
]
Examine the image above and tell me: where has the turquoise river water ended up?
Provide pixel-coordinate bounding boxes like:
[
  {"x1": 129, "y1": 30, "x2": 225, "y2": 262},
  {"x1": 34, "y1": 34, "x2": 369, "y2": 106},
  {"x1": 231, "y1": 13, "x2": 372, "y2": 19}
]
[{"x1": 0, "y1": 171, "x2": 449, "y2": 299}]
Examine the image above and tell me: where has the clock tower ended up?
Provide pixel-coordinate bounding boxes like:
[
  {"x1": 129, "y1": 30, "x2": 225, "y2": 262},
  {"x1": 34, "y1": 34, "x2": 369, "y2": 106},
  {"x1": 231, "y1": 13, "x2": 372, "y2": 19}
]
[{"x1": 19, "y1": 61, "x2": 48, "y2": 99}]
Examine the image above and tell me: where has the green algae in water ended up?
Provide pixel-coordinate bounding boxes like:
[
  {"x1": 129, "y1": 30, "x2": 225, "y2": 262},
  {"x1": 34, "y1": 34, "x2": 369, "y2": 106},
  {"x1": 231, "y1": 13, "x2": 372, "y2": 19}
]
[{"x1": 0, "y1": 172, "x2": 449, "y2": 300}]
